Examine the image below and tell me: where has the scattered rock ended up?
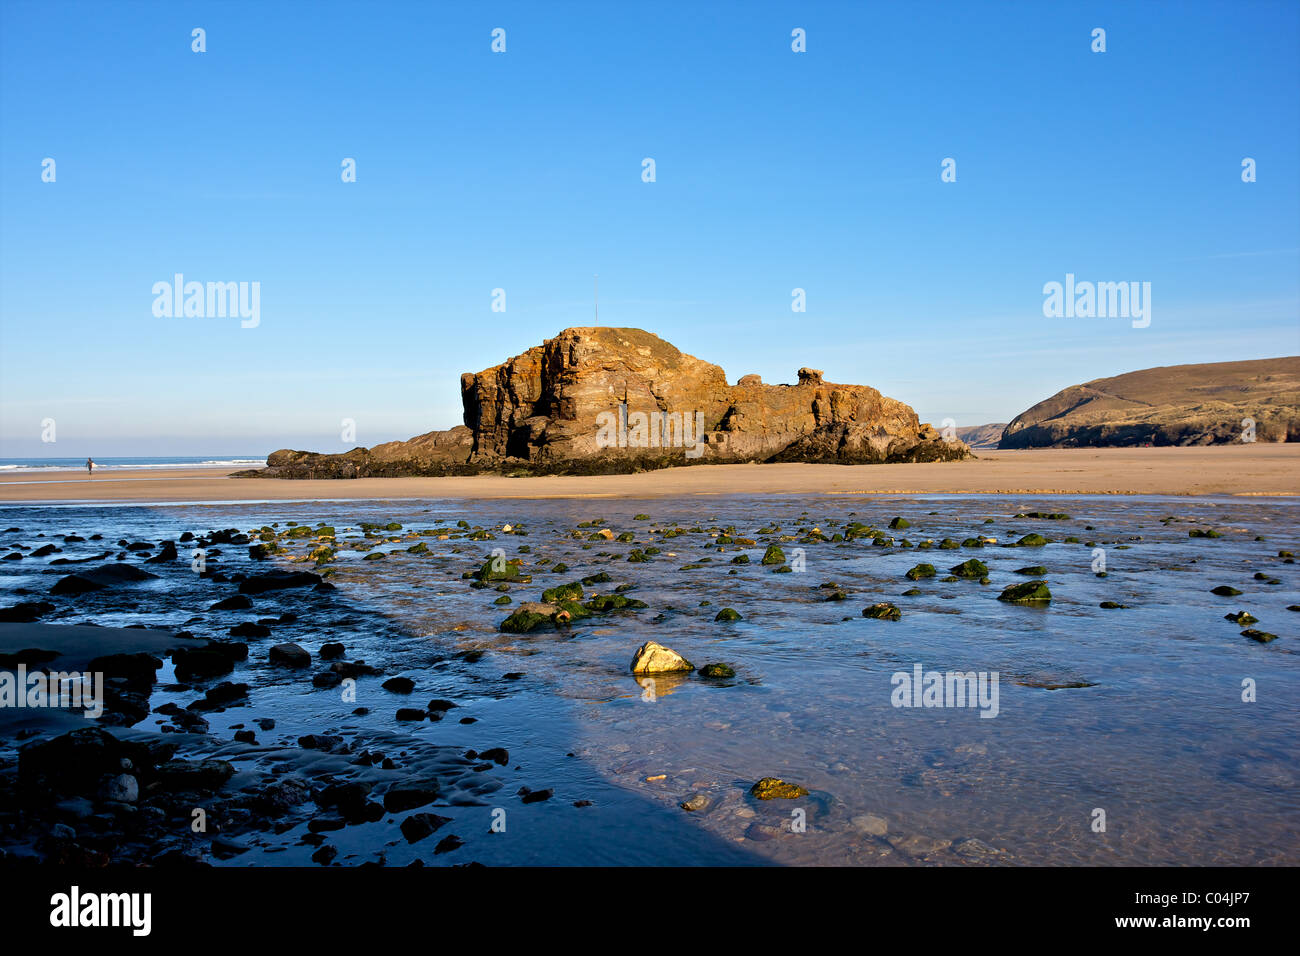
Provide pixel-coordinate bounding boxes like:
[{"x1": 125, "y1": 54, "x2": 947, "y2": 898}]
[
  {"x1": 400, "y1": 812, "x2": 453, "y2": 843},
  {"x1": 630, "y1": 641, "x2": 694, "y2": 674},
  {"x1": 749, "y1": 777, "x2": 809, "y2": 800},
  {"x1": 862, "y1": 602, "x2": 901, "y2": 621},
  {"x1": 851, "y1": 813, "x2": 888, "y2": 836},
  {"x1": 997, "y1": 581, "x2": 1051, "y2": 604},
  {"x1": 699, "y1": 663, "x2": 735, "y2": 679},
  {"x1": 269, "y1": 643, "x2": 311, "y2": 667},
  {"x1": 382, "y1": 677, "x2": 415, "y2": 694}
]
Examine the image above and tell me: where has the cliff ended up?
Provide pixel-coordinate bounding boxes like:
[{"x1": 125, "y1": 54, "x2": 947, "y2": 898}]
[{"x1": 244, "y1": 327, "x2": 969, "y2": 478}]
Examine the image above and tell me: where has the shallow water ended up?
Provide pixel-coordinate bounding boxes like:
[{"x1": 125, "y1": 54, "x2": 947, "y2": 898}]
[{"x1": 1, "y1": 493, "x2": 1297, "y2": 866}]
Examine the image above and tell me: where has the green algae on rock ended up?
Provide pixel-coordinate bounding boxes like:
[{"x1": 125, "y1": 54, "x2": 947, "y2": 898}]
[
  {"x1": 542, "y1": 581, "x2": 584, "y2": 603},
  {"x1": 949, "y1": 558, "x2": 988, "y2": 579},
  {"x1": 997, "y1": 580, "x2": 1051, "y2": 604},
  {"x1": 750, "y1": 777, "x2": 809, "y2": 800},
  {"x1": 699, "y1": 663, "x2": 736, "y2": 678},
  {"x1": 863, "y1": 602, "x2": 902, "y2": 621},
  {"x1": 905, "y1": 563, "x2": 936, "y2": 580}
]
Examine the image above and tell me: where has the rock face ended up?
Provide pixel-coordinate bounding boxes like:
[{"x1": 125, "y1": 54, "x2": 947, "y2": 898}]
[
  {"x1": 244, "y1": 327, "x2": 968, "y2": 478},
  {"x1": 1000, "y1": 357, "x2": 1300, "y2": 449}
]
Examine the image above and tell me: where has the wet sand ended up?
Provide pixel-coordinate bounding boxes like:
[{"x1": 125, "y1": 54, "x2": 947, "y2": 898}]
[{"x1": 0, "y1": 446, "x2": 1296, "y2": 503}]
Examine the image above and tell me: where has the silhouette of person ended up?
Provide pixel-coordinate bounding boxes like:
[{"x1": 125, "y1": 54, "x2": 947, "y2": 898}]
[{"x1": 86, "y1": 457, "x2": 94, "y2": 476}]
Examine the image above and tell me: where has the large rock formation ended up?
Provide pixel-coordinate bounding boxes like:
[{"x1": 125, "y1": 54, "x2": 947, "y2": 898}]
[
  {"x1": 244, "y1": 327, "x2": 967, "y2": 478},
  {"x1": 999, "y1": 357, "x2": 1300, "y2": 448}
]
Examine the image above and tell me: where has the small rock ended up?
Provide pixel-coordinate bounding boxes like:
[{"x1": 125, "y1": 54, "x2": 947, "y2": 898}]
[
  {"x1": 749, "y1": 777, "x2": 808, "y2": 800},
  {"x1": 851, "y1": 813, "x2": 888, "y2": 836},
  {"x1": 269, "y1": 642, "x2": 310, "y2": 667}
]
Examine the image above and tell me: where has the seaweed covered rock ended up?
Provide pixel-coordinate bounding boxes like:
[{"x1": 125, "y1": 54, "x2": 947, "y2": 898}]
[
  {"x1": 998, "y1": 581, "x2": 1052, "y2": 604},
  {"x1": 863, "y1": 602, "x2": 902, "y2": 621},
  {"x1": 949, "y1": 558, "x2": 988, "y2": 579},
  {"x1": 500, "y1": 602, "x2": 572, "y2": 633},
  {"x1": 749, "y1": 777, "x2": 809, "y2": 800}
]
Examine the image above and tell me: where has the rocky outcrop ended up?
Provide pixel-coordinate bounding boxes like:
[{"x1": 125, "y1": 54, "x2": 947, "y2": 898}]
[
  {"x1": 1000, "y1": 357, "x2": 1300, "y2": 448},
  {"x1": 243, "y1": 327, "x2": 968, "y2": 478}
]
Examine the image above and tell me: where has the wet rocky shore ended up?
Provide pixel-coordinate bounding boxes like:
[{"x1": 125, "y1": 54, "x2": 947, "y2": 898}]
[{"x1": 0, "y1": 495, "x2": 1296, "y2": 867}]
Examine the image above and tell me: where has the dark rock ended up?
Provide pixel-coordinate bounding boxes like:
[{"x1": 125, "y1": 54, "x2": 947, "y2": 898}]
[
  {"x1": 153, "y1": 759, "x2": 235, "y2": 792},
  {"x1": 50, "y1": 564, "x2": 158, "y2": 595},
  {"x1": 400, "y1": 812, "x2": 452, "y2": 843},
  {"x1": 238, "y1": 570, "x2": 322, "y2": 595},
  {"x1": 229, "y1": 621, "x2": 271, "y2": 638},
  {"x1": 269, "y1": 643, "x2": 310, "y2": 667},
  {"x1": 0, "y1": 601, "x2": 55, "y2": 622},
  {"x1": 434, "y1": 834, "x2": 463, "y2": 854},
  {"x1": 382, "y1": 782, "x2": 441, "y2": 812}
]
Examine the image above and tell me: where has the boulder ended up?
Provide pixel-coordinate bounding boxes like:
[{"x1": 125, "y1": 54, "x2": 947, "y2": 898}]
[
  {"x1": 269, "y1": 643, "x2": 311, "y2": 667},
  {"x1": 630, "y1": 641, "x2": 694, "y2": 674}
]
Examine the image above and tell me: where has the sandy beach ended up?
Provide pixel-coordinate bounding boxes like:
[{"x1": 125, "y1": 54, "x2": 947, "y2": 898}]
[{"x1": 0, "y1": 445, "x2": 1295, "y2": 503}]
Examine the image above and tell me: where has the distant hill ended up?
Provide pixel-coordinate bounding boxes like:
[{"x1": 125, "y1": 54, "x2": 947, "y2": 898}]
[
  {"x1": 999, "y1": 357, "x2": 1300, "y2": 448},
  {"x1": 955, "y1": 424, "x2": 1006, "y2": 450}
]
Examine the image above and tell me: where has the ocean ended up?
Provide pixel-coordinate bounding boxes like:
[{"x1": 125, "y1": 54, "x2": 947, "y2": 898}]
[{"x1": 0, "y1": 457, "x2": 265, "y2": 472}]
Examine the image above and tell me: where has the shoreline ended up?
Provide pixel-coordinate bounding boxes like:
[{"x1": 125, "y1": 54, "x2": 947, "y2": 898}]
[{"x1": 0, "y1": 446, "x2": 1295, "y2": 504}]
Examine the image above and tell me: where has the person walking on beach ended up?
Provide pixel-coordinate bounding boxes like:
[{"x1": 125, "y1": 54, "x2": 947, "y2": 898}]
[{"x1": 86, "y1": 457, "x2": 94, "y2": 476}]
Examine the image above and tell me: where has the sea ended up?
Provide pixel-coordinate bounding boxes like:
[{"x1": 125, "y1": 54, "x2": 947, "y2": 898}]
[{"x1": 0, "y1": 457, "x2": 266, "y2": 472}]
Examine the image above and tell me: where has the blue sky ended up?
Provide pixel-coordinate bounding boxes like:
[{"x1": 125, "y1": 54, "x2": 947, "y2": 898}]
[{"x1": 1, "y1": 0, "x2": 1297, "y2": 457}]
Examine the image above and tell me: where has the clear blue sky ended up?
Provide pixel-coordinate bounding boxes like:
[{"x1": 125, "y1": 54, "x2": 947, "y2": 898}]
[{"x1": 2, "y1": 0, "x2": 1297, "y2": 457}]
